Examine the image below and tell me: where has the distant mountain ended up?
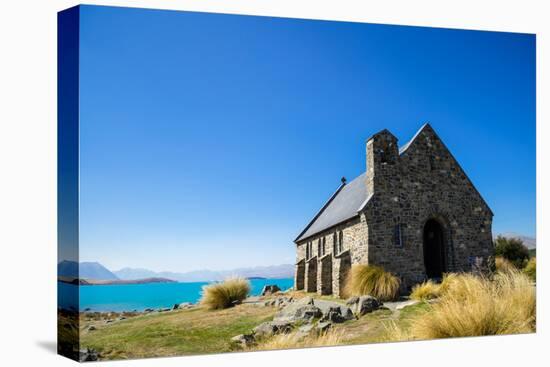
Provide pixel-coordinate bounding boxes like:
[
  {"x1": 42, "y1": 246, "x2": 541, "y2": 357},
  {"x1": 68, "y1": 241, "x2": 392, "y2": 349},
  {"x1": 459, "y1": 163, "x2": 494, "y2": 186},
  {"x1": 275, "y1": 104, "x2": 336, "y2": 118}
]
[
  {"x1": 114, "y1": 264, "x2": 295, "y2": 282},
  {"x1": 496, "y1": 233, "x2": 536, "y2": 249},
  {"x1": 58, "y1": 260, "x2": 119, "y2": 280},
  {"x1": 78, "y1": 277, "x2": 176, "y2": 286}
]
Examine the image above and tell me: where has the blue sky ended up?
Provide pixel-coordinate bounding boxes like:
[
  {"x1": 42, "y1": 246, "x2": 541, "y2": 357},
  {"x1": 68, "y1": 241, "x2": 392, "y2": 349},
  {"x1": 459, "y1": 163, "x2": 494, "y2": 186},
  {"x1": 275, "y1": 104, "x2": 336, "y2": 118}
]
[{"x1": 77, "y1": 5, "x2": 535, "y2": 272}]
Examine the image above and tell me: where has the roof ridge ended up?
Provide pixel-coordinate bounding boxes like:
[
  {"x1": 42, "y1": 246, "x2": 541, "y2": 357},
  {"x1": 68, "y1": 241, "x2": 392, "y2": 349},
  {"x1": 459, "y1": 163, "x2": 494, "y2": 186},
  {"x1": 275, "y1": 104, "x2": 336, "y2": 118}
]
[{"x1": 399, "y1": 122, "x2": 432, "y2": 155}]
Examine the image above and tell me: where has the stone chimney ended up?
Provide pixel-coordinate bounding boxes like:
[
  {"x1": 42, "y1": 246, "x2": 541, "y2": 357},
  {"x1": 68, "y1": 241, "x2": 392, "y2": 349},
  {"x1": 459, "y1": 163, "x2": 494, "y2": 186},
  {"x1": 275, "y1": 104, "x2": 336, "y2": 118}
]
[{"x1": 366, "y1": 129, "x2": 399, "y2": 195}]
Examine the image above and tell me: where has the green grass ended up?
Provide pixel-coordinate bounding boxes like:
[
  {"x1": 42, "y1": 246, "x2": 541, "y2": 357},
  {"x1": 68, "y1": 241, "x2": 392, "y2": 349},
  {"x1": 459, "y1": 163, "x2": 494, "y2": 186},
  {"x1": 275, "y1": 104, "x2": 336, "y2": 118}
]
[
  {"x1": 523, "y1": 257, "x2": 536, "y2": 281},
  {"x1": 80, "y1": 305, "x2": 276, "y2": 360},
  {"x1": 339, "y1": 302, "x2": 430, "y2": 345}
]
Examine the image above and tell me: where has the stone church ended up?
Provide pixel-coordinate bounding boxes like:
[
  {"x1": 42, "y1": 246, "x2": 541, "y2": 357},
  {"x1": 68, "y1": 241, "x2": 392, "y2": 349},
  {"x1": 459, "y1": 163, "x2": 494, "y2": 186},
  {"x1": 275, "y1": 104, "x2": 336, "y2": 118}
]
[{"x1": 293, "y1": 123, "x2": 494, "y2": 297}]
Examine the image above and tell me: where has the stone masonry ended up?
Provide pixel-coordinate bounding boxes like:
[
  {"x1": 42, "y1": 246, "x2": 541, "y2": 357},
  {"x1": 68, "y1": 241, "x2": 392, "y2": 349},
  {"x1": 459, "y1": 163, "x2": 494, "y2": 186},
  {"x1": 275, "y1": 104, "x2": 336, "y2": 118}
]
[{"x1": 293, "y1": 124, "x2": 494, "y2": 296}]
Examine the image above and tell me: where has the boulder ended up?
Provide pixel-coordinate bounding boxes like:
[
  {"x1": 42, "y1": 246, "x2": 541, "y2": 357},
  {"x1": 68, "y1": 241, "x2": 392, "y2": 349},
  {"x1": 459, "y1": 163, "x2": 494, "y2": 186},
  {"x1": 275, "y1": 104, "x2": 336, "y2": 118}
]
[
  {"x1": 346, "y1": 295, "x2": 381, "y2": 316},
  {"x1": 261, "y1": 285, "x2": 281, "y2": 296},
  {"x1": 295, "y1": 324, "x2": 315, "y2": 339},
  {"x1": 313, "y1": 299, "x2": 354, "y2": 322},
  {"x1": 231, "y1": 334, "x2": 255, "y2": 347},
  {"x1": 316, "y1": 321, "x2": 332, "y2": 333},
  {"x1": 273, "y1": 299, "x2": 322, "y2": 323},
  {"x1": 79, "y1": 348, "x2": 99, "y2": 362},
  {"x1": 320, "y1": 306, "x2": 348, "y2": 323},
  {"x1": 87, "y1": 325, "x2": 96, "y2": 331},
  {"x1": 253, "y1": 320, "x2": 293, "y2": 338}
]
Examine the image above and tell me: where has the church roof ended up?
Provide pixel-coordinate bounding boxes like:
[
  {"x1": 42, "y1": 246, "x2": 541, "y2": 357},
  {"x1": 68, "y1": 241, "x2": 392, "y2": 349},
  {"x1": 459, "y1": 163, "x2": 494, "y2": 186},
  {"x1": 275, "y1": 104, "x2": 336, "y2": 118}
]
[
  {"x1": 295, "y1": 173, "x2": 369, "y2": 242},
  {"x1": 294, "y1": 124, "x2": 429, "y2": 243}
]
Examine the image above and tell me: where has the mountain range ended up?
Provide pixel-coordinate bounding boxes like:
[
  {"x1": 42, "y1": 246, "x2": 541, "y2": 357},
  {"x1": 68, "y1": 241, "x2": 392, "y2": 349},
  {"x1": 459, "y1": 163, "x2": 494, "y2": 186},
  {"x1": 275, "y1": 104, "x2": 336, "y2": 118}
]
[
  {"x1": 58, "y1": 260, "x2": 294, "y2": 282},
  {"x1": 113, "y1": 264, "x2": 295, "y2": 282}
]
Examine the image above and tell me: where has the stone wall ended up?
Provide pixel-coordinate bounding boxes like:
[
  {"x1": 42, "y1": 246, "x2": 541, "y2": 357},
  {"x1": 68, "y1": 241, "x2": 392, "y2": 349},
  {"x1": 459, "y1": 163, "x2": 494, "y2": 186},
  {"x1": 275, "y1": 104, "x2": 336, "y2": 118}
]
[
  {"x1": 295, "y1": 216, "x2": 368, "y2": 297},
  {"x1": 363, "y1": 125, "x2": 494, "y2": 288}
]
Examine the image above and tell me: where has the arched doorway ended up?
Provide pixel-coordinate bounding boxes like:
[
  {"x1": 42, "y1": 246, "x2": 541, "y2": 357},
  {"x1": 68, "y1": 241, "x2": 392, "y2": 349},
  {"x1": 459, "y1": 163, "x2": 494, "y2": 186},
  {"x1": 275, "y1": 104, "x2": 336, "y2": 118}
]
[{"x1": 423, "y1": 219, "x2": 446, "y2": 279}]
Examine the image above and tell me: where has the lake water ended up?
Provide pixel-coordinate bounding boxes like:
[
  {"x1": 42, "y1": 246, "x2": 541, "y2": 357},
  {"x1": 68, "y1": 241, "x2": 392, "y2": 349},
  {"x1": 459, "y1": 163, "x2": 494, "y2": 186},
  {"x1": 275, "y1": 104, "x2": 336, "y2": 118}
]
[{"x1": 58, "y1": 278, "x2": 294, "y2": 312}]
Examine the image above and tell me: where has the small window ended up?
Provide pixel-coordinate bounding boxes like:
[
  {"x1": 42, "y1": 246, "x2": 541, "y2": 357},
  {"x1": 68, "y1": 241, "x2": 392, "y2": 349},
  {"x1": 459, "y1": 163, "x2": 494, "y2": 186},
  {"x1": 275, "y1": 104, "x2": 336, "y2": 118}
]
[
  {"x1": 379, "y1": 148, "x2": 387, "y2": 163},
  {"x1": 337, "y1": 231, "x2": 344, "y2": 253},
  {"x1": 333, "y1": 233, "x2": 337, "y2": 254},
  {"x1": 394, "y1": 224, "x2": 404, "y2": 248}
]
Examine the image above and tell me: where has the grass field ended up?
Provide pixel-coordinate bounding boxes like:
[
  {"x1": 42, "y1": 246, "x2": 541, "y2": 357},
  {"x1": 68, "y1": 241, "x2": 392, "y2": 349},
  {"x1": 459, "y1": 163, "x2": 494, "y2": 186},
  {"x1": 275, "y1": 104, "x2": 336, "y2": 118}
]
[
  {"x1": 79, "y1": 296, "x2": 429, "y2": 360},
  {"x1": 80, "y1": 305, "x2": 277, "y2": 359},
  {"x1": 79, "y1": 270, "x2": 535, "y2": 361}
]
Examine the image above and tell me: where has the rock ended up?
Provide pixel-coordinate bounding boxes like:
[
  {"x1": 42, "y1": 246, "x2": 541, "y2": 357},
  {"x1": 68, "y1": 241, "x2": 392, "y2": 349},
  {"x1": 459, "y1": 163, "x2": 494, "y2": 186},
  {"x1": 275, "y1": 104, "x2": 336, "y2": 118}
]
[
  {"x1": 119, "y1": 317, "x2": 126, "y2": 321},
  {"x1": 273, "y1": 303, "x2": 322, "y2": 323},
  {"x1": 347, "y1": 295, "x2": 381, "y2": 316},
  {"x1": 320, "y1": 306, "x2": 348, "y2": 323},
  {"x1": 261, "y1": 284, "x2": 281, "y2": 296},
  {"x1": 316, "y1": 321, "x2": 332, "y2": 333},
  {"x1": 295, "y1": 324, "x2": 315, "y2": 339},
  {"x1": 105, "y1": 319, "x2": 114, "y2": 324},
  {"x1": 253, "y1": 320, "x2": 293, "y2": 338},
  {"x1": 313, "y1": 299, "x2": 354, "y2": 322},
  {"x1": 158, "y1": 307, "x2": 171, "y2": 312},
  {"x1": 345, "y1": 296, "x2": 359, "y2": 306},
  {"x1": 144, "y1": 308, "x2": 154, "y2": 313},
  {"x1": 231, "y1": 334, "x2": 255, "y2": 347},
  {"x1": 263, "y1": 296, "x2": 294, "y2": 308},
  {"x1": 79, "y1": 348, "x2": 99, "y2": 362},
  {"x1": 87, "y1": 325, "x2": 96, "y2": 331}
]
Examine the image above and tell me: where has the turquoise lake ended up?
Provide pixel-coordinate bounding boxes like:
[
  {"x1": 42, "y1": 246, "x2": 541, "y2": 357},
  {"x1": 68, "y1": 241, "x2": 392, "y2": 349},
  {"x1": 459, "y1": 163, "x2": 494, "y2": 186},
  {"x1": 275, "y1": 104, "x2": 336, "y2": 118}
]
[{"x1": 58, "y1": 278, "x2": 294, "y2": 312}]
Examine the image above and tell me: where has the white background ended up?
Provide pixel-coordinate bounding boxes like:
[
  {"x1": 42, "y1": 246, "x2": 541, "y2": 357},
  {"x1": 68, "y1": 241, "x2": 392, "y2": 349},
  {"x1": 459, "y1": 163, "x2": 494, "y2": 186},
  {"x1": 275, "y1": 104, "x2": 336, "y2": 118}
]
[{"x1": 0, "y1": 0, "x2": 547, "y2": 366}]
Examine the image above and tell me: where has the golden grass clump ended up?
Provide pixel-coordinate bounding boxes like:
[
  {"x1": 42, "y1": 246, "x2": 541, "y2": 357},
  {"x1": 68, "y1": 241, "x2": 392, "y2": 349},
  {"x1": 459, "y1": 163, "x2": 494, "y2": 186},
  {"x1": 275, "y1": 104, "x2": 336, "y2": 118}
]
[
  {"x1": 523, "y1": 257, "x2": 536, "y2": 282},
  {"x1": 200, "y1": 277, "x2": 251, "y2": 310},
  {"x1": 495, "y1": 256, "x2": 517, "y2": 274},
  {"x1": 252, "y1": 329, "x2": 345, "y2": 351},
  {"x1": 343, "y1": 265, "x2": 400, "y2": 301},
  {"x1": 399, "y1": 270, "x2": 535, "y2": 339},
  {"x1": 410, "y1": 280, "x2": 440, "y2": 301},
  {"x1": 437, "y1": 272, "x2": 460, "y2": 295}
]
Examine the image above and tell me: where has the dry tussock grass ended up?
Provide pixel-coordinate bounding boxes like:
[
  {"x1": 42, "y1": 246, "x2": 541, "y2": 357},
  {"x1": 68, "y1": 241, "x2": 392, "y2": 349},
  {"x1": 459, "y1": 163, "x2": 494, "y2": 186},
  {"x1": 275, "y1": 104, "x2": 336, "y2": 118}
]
[
  {"x1": 343, "y1": 265, "x2": 400, "y2": 301},
  {"x1": 200, "y1": 277, "x2": 251, "y2": 310},
  {"x1": 390, "y1": 270, "x2": 535, "y2": 340},
  {"x1": 523, "y1": 257, "x2": 536, "y2": 282},
  {"x1": 410, "y1": 280, "x2": 440, "y2": 301},
  {"x1": 252, "y1": 329, "x2": 345, "y2": 351},
  {"x1": 495, "y1": 256, "x2": 517, "y2": 274}
]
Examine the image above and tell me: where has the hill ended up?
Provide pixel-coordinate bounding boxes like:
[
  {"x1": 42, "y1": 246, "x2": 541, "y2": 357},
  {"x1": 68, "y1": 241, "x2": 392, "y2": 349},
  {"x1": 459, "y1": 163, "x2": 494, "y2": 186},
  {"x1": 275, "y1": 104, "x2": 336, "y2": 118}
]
[{"x1": 58, "y1": 261, "x2": 119, "y2": 280}]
